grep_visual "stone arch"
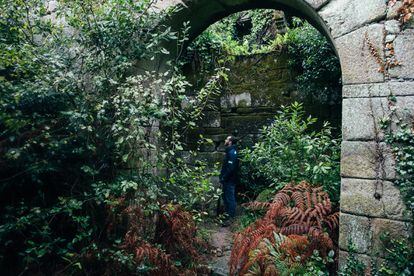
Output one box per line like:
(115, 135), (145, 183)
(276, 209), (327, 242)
(162, 0), (333, 46)
(156, 0), (414, 270)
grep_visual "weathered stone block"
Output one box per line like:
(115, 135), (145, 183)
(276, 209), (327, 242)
(342, 95), (414, 140)
(385, 20), (401, 34)
(47, 1), (58, 13)
(320, 0), (386, 38)
(339, 213), (371, 254)
(341, 178), (411, 221)
(209, 134), (228, 143)
(389, 30), (414, 79)
(371, 218), (413, 257)
(342, 97), (384, 141)
(221, 115), (274, 134)
(341, 141), (395, 179)
(197, 152), (223, 164)
(387, 1), (404, 20)
(220, 93), (252, 109)
(335, 24), (385, 85)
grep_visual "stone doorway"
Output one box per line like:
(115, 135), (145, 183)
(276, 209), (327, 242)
(155, 0), (414, 269)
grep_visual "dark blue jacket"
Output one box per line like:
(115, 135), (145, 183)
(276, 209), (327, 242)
(219, 145), (239, 184)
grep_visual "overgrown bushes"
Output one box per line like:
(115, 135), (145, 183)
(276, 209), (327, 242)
(229, 102), (341, 275)
(241, 102), (341, 203)
(283, 20), (341, 106)
(0, 1), (222, 274)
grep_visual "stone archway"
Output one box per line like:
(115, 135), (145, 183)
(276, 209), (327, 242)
(155, 0), (414, 269)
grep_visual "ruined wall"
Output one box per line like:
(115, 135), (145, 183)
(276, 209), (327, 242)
(183, 50), (340, 164)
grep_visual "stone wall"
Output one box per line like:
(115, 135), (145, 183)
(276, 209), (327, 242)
(333, 5), (414, 270)
(158, 0), (414, 271)
(182, 50), (340, 164)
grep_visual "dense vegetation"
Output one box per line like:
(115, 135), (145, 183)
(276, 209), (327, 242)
(185, 10), (341, 106)
(0, 1), (411, 275)
(241, 103), (341, 202)
(0, 1), (222, 274)
(227, 103), (340, 275)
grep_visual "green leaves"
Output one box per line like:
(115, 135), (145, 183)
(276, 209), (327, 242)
(1, 0), (231, 271)
(0, 0), (189, 273)
(242, 102), (340, 202)
(381, 96), (414, 231)
(282, 20), (341, 106)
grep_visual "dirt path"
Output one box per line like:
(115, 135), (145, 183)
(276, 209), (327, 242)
(208, 226), (234, 275)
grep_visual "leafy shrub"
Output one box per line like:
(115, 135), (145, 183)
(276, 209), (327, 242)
(245, 237), (335, 276)
(188, 9), (281, 57)
(163, 160), (222, 221)
(241, 102), (341, 202)
(187, 14), (341, 107)
(155, 204), (208, 264)
(230, 181), (339, 275)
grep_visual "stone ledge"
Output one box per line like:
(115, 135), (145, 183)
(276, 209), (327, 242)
(341, 178), (411, 221)
(201, 111), (221, 128)
(341, 141), (395, 179)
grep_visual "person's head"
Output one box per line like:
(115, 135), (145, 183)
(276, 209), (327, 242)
(224, 135), (237, 147)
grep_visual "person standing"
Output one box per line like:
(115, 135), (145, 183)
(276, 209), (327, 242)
(219, 135), (239, 223)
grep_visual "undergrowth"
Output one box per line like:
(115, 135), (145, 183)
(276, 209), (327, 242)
(230, 181), (339, 275)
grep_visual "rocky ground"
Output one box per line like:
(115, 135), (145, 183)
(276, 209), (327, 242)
(208, 225), (234, 276)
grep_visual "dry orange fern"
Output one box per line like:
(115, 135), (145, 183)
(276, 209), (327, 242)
(103, 202), (207, 275)
(230, 181), (339, 275)
(155, 204), (207, 264)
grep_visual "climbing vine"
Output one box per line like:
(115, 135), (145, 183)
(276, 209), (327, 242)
(380, 95), (414, 220)
(372, 95), (414, 275)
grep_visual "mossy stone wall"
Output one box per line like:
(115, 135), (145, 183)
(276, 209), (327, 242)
(184, 50), (340, 163)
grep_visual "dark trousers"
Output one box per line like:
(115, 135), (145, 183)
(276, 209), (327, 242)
(222, 182), (236, 218)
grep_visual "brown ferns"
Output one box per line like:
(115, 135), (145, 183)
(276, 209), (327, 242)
(230, 181), (339, 275)
(155, 204), (207, 263)
(111, 203), (207, 275)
